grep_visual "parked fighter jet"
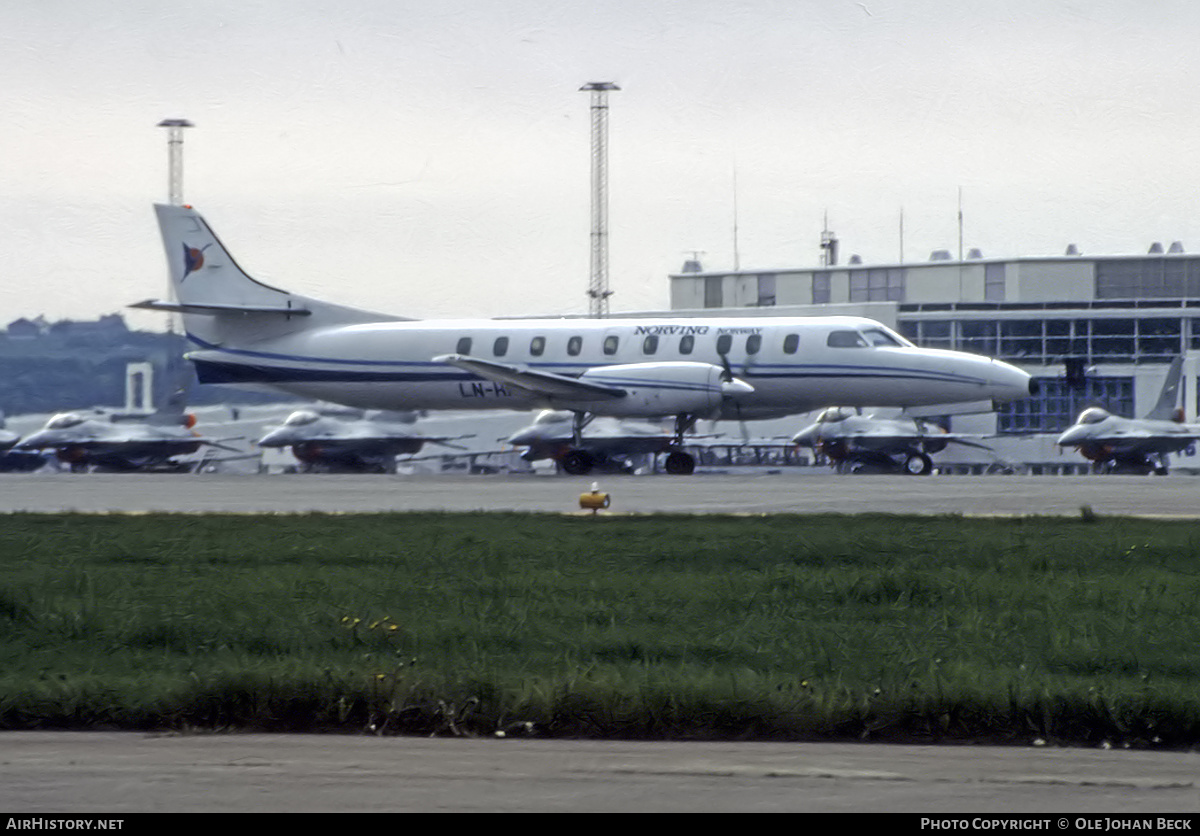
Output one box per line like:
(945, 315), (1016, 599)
(791, 407), (993, 475)
(0, 413), (46, 472)
(1057, 357), (1200, 474)
(15, 407), (240, 472)
(257, 408), (471, 473)
(505, 410), (697, 474)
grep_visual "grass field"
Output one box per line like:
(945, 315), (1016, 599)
(2, 511), (1199, 746)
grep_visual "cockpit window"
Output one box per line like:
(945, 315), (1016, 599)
(827, 330), (869, 348)
(46, 413), (84, 430)
(862, 328), (907, 347)
(1078, 407), (1110, 425)
(284, 410), (320, 426)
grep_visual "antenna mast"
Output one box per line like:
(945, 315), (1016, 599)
(820, 211), (838, 267)
(156, 118), (194, 206)
(580, 82), (619, 318)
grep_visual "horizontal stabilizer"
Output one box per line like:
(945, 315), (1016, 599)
(130, 299), (312, 317)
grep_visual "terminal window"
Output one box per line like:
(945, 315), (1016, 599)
(998, 377), (1133, 433)
(812, 272), (831, 304)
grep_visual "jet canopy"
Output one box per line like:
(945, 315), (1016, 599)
(1077, 407), (1112, 425)
(532, 410), (573, 426)
(817, 407), (855, 423)
(283, 410), (321, 427)
(45, 413), (85, 430)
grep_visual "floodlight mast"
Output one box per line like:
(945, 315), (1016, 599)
(156, 118), (194, 206)
(580, 82), (619, 318)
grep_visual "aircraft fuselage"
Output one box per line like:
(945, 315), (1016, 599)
(187, 316), (1032, 418)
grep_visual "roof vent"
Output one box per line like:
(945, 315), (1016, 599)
(681, 258), (704, 273)
(929, 249), (953, 261)
(848, 254), (862, 264)
(1065, 244), (1080, 256)
(1169, 241), (1185, 254)
(1149, 242), (1164, 254)
(967, 248), (983, 259)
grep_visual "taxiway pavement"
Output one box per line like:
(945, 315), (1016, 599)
(1, 733), (1195, 813)
(2, 471), (1200, 517)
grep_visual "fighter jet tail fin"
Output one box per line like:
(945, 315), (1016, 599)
(1146, 356), (1185, 422)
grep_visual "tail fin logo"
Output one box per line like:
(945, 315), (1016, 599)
(181, 243), (211, 281)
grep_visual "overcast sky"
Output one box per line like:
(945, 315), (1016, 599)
(3, 0), (1199, 329)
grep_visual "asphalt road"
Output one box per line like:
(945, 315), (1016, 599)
(2, 470), (1200, 517)
(0, 733), (1196, 813)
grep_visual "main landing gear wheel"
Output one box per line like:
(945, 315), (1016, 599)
(904, 452), (933, 475)
(664, 450), (696, 475)
(560, 449), (594, 476)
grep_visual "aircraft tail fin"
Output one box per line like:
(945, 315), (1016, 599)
(1146, 357), (1185, 421)
(134, 204), (408, 346)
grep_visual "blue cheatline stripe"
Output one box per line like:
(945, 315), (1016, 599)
(193, 358), (986, 388)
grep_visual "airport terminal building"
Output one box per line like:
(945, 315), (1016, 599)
(668, 243), (1200, 471)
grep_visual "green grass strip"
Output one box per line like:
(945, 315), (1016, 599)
(2, 511), (1199, 746)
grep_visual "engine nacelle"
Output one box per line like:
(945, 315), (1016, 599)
(574, 362), (732, 418)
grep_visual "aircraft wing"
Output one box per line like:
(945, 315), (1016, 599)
(200, 439), (247, 453)
(434, 354), (626, 401)
(875, 431), (995, 451)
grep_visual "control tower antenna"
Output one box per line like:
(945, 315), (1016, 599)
(580, 82), (619, 318)
(820, 210), (838, 267)
(156, 118), (194, 206)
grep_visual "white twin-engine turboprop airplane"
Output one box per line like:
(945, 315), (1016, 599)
(134, 203), (1035, 474)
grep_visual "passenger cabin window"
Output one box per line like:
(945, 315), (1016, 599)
(783, 334), (799, 354)
(530, 336), (546, 356)
(493, 336), (509, 357)
(456, 337), (472, 355)
(603, 335), (620, 356)
(642, 335), (658, 355)
(567, 336), (583, 356)
(827, 330), (869, 348)
(680, 335), (695, 355)
(716, 334), (733, 355)
(746, 334), (762, 355)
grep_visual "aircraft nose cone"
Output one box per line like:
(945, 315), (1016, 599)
(15, 432), (52, 450)
(1056, 425), (1085, 446)
(506, 430), (538, 445)
(791, 426), (818, 446)
(257, 430), (292, 448)
(988, 359), (1033, 403)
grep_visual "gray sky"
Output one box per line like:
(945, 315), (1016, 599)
(3, 0), (1199, 328)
